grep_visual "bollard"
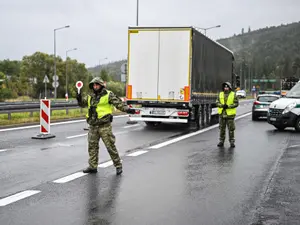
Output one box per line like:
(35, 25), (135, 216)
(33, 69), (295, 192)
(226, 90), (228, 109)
(32, 99), (56, 139)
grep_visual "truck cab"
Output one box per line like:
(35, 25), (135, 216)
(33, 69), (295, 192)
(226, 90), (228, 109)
(267, 80), (300, 131)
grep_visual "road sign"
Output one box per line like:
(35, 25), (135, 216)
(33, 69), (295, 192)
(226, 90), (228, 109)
(121, 74), (126, 82)
(120, 63), (127, 74)
(52, 81), (59, 88)
(53, 75), (59, 81)
(76, 81), (83, 94)
(43, 75), (49, 83)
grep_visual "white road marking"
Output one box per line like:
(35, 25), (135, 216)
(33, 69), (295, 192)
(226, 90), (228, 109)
(0, 115), (128, 132)
(149, 112), (252, 149)
(287, 145), (300, 149)
(65, 127), (143, 139)
(66, 133), (88, 139)
(127, 150), (148, 156)
(0, 190), (41, 207)
(123, 124), (140, 129)
(0, 149), (10, 153)
(53, 172), (87, 183)
(98, 161), (114, 168)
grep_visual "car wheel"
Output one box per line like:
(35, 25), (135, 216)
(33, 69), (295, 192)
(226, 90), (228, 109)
(274, 125), (286, 131)
(252, 113), (258, 121)
(294, 117), (300, 132)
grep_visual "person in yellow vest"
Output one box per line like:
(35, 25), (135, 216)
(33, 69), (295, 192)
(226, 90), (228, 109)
(76, 77), (135, 175)
(216, 82), (239, 148)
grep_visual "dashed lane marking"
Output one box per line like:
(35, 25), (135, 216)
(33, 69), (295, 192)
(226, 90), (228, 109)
(66, 127), (143, 139)
(127, 150), (148, 156)
(66, 134), (87, 139)
(0, 149), (10, 153)
(123, 124), (141, 129)
(149, 112), (252, 149)
(0, 190), (41, 207)
(53, 172), (87, 183)
(98, 161), (114, 168)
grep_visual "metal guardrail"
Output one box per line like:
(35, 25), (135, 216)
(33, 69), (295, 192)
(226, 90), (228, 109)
(0, 102), (82, 120)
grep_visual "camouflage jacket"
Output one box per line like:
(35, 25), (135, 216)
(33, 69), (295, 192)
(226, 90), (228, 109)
(216, 91), (239, 118)
(77, 88), (129, 126)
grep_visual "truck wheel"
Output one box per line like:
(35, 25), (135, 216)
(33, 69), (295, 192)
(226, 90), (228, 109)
(294, 117), (300, 132)
(145, 122), (161, 128)
(210, 115), (219, 125)
(274, 125), (285, 131)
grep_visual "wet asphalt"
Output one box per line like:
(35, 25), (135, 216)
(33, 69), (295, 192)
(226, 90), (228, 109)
(2, 99), (297, 224)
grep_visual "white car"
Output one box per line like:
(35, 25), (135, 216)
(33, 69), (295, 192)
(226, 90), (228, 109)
(267, 81), (300, 131)
(236, 90), (246, 98)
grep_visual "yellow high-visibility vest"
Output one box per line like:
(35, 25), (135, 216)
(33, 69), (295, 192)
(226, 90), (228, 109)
(218, 91), (236, 115)
(86, 91), (114, 119)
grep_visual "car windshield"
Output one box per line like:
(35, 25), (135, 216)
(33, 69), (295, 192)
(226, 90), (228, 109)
(286, 82), (300, 98)
(257, 96), (279, 102)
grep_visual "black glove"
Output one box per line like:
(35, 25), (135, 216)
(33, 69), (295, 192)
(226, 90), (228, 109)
(76, 92), (82, 102)
(126, 108), (136, 114)
(223, 104), (228, 109)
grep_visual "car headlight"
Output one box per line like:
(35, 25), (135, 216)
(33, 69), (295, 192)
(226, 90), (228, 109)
(282, 102), (297, 114)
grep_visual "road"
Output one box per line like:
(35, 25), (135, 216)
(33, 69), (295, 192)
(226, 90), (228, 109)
(2, 99), (297, 224)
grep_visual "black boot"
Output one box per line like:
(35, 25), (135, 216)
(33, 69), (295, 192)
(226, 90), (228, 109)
(83, 167), (98, 173)
(116, 167), (123, 175)
(217, 142), (224, 147)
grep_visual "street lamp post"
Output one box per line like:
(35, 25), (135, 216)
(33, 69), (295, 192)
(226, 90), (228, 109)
(54, 25), (70, 99)
(195, 25), (221, 35)
(65, 48), (77, 100)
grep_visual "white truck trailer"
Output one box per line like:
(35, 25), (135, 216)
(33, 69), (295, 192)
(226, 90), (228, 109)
(125, 26), (237, 128)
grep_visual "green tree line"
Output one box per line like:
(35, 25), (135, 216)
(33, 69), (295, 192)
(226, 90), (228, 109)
(0, 52), (125, 101)
(217, 21), (300, 89)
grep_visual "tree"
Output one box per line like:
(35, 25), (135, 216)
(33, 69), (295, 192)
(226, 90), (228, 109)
(100, 69), (111, 82)
(0, 72), (13, 101)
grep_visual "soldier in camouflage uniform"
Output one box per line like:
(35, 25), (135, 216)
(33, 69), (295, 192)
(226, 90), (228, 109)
(216, 82), (239, 148)
(76, 77), (135, 175)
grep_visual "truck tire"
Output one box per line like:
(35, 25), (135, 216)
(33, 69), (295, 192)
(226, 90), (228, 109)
(210, 115), (219, 125)
(205, 104), (211, 127)
(294, 117), (300, 132)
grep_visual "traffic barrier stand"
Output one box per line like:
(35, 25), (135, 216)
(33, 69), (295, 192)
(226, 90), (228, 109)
(126, 115), (137, 124)
(32, 99), (56, 139)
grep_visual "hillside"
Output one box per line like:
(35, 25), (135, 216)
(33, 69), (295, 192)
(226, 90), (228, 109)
(91, 21), (300, 89)
(218, 21), (300, 89)
(88, 59), (127, 82)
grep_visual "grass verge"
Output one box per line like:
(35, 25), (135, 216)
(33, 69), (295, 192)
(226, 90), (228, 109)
(0, 108), (125, 127)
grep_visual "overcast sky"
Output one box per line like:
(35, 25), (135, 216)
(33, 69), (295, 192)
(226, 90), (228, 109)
(0, 0), (299, 68)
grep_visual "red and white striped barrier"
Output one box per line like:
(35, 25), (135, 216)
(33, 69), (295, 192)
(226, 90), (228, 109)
(40, 99), (51, 134)
(32, 99), (55, 139)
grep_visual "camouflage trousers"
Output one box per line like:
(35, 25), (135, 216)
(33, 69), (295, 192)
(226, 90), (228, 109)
(219, 117), (235, 143)
(87, 124), (122, 169)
